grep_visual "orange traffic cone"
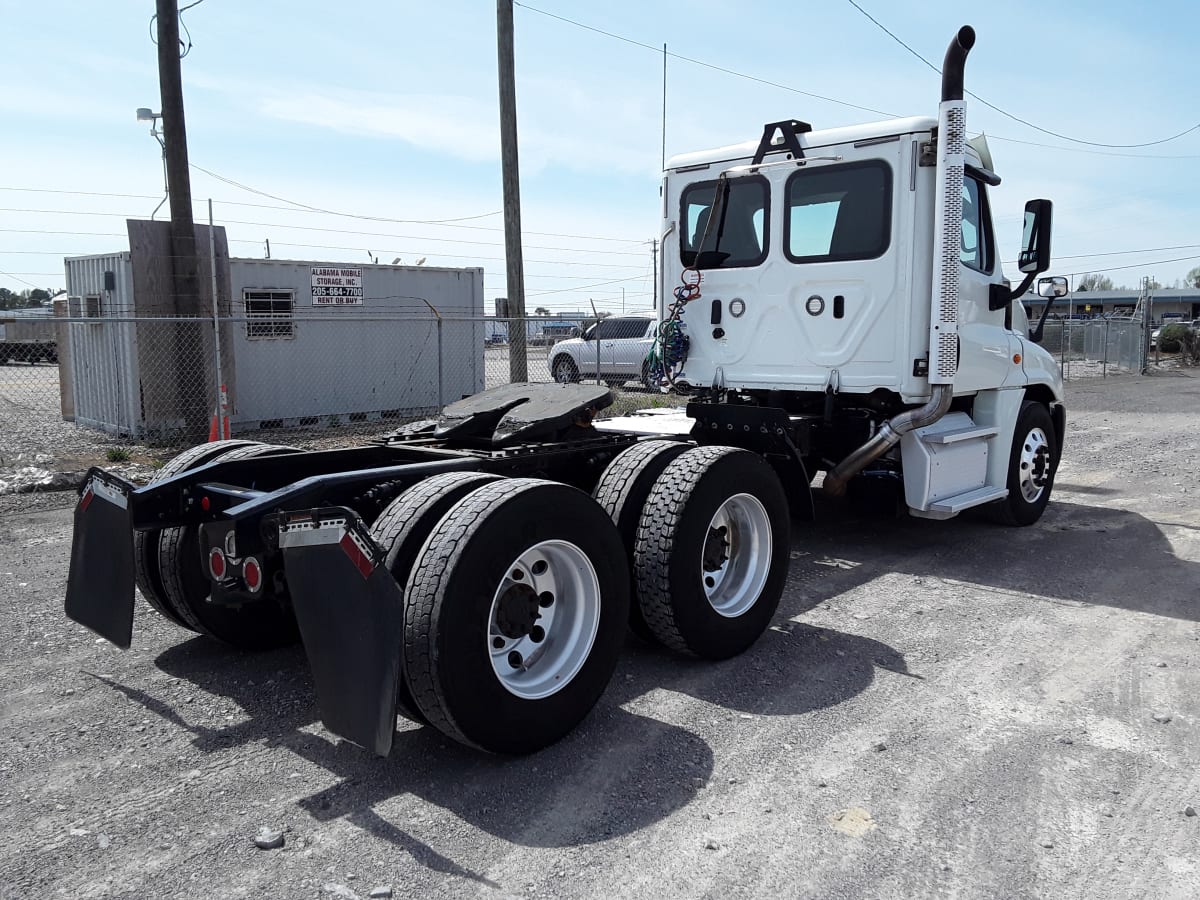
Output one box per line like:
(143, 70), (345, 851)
(208, 384), (231, 441)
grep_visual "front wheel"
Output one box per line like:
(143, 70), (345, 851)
(552, 355), (579, 384)
(403, 479), (629, 753)
(991, 401), (1058, 526)
(635, 446), (790, 659)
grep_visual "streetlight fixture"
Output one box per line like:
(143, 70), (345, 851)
(136, 107), (168, 220)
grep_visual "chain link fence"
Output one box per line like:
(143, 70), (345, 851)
(1039, 318), (1149, 379)
(1, 313), (672, 467)
(5, 307), (1192, 476)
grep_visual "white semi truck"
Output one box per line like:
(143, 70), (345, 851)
(65, 26), (1063, 757)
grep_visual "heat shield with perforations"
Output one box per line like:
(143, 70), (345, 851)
(928, 99), (967, 385)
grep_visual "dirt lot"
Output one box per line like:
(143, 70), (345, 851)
(2, 373), (1199, 899)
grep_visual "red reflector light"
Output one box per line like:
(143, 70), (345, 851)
(208, 547), (226, 580)
(243, 557), (262, 592)
(201, 496), (211, 511)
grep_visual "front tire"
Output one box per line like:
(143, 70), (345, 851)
(991, 401), (1058, 526)
(635, 446), (790, 659)
(404, 479), (629, 753)
(552, 355), (579, 384)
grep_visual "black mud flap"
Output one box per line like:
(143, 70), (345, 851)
(277, 508), (404, 757)
(65, 468), (137, 649)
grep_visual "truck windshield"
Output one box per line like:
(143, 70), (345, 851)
(680, 176), (769, 269)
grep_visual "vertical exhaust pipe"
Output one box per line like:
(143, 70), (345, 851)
(824, 27), (974, 499)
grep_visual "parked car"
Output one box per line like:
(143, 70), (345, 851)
(549, 313), (657, 388)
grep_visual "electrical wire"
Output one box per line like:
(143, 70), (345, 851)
(989, 135), (1200, 161)
(189, 165), (503, 225)
(0, 186), (647, 245)
(0, 209), (649, 258)
(843, 0), (1200, 149)
(0, 268), (42, 289)
(512, 1), (895, 118)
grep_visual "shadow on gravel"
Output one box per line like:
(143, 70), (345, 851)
(612, 625), (915, 717)
(788, 496), (1200, 623)
(84, 634), (719, 882)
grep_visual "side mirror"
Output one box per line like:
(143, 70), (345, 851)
(1037, 276), (1068, 299)
(1018, 199), (1053, 274)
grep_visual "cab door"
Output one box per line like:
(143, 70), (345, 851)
(954, 174), (1022, 392)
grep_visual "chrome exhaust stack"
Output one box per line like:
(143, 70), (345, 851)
(824, 27), (973, 499)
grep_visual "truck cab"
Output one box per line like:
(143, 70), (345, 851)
(661, 118), (1056, 404)
(651, 31), (1064, 525)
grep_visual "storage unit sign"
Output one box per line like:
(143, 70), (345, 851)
(311, 266), (363, 305)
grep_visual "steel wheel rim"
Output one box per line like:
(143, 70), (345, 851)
(488, 539), (601, 700)
(1019, 426), (1052, 503)
(701, 493), (772, 617)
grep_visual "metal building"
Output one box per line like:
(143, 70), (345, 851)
(62, 221), (484, 437)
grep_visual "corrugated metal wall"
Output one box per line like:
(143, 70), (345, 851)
(63, 254), (142, 435)
(227, 260), (484, 427)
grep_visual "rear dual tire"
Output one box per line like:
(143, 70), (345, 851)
(139, 441), (303, 649)
(400, 479), (629, 754)
(134, 440), (261, 629)
(634, 446), (790, 659)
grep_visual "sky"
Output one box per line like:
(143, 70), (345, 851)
(2, 0), (1198, 312)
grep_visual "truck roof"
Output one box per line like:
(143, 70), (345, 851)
(666, 116), (940, 170)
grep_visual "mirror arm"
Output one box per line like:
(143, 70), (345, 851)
(1009, 271), (1037, 302)
(1028, 289), (1055, 344)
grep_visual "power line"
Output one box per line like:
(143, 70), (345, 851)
(189, 164), (502, 225)
(513, 1), (895, 118)
(1060, 253), (1200, 278)
(0, 208), (649, 257)
(0, 185), (648, 245)
(843, 0), (1200, 149)
(0, 268), (42, 289)
(989, 135), (1200, 160)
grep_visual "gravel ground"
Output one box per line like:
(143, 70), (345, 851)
(2, 373), (1200, 899)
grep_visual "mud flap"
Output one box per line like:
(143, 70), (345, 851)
(65, 469), (136, 649)
(277, 508), (404, 757)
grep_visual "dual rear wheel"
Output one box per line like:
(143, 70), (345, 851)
(370, 441), (790, 754)
(135, 440), (302, 650)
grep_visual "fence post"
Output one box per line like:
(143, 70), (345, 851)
(208, 200), (224, 435)
(436, 317), (444, 409)
(1102, 318), (1108, 378)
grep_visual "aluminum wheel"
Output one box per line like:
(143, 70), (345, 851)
(1018, 426), (1052, 503)
(700, 493), (772, 618)
(488, 539), (601, 700)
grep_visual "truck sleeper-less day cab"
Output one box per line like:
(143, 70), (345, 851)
(65, 27), (1063, 757)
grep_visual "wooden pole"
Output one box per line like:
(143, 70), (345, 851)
(156, 0), (208, 439)
(497, 0), (528, 382)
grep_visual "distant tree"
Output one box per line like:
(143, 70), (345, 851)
(534, 306), (551, 316)
(1186, 266), (1200, 289)
(1076, 274), (1114, 292)
(0, 288), (16, 310)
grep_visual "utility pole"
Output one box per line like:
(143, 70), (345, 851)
(497, 0), (528, 382)
(156, 0), (208, 440)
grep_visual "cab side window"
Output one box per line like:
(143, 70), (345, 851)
(961, 176), (995, 274)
